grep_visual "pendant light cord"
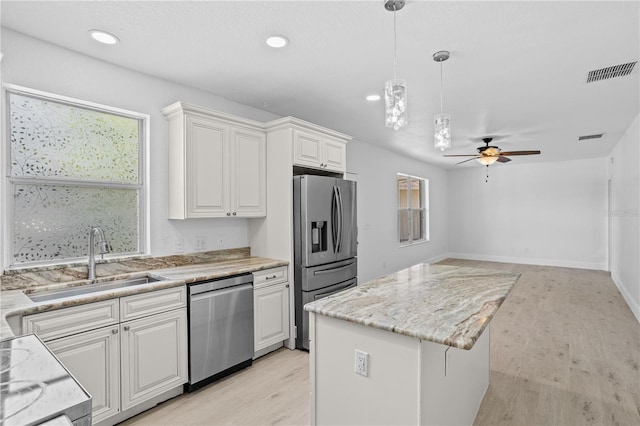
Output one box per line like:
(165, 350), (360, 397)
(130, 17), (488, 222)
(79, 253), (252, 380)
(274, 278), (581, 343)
(393, 6), (397, 80)
(440, 61), (444, 114)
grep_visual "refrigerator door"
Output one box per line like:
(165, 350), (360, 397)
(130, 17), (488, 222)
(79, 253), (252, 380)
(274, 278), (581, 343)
(335, 179), (357, 261)
(294, 175), (338, 267)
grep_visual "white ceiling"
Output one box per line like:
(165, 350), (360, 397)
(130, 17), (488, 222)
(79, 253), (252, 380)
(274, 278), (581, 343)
(2, 1), (639, 169)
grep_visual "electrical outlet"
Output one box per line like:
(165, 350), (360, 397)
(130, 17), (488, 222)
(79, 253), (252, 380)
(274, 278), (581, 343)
(174, 238), (184, 253)
(355, 350), (368, 377)
(219, 238), (224, 248)
(195, 236), (207, 251)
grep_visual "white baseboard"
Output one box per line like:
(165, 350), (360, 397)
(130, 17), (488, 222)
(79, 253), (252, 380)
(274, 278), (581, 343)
(424, 253), (449, 264)
(611, 271), (640, 324)
(443, 252), (607, 271)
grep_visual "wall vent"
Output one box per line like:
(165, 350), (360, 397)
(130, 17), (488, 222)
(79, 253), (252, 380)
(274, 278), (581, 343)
(578, 133), (604, 141)
(587, 61), (637, 83)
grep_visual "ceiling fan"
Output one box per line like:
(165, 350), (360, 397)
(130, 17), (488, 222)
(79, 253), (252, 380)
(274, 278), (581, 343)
(444, 137), (541, 166)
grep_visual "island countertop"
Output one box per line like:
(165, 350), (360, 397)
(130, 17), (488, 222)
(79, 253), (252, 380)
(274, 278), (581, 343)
(304, 263), (520, 350)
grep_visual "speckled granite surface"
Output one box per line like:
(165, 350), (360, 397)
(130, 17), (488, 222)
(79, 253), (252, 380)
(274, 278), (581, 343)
(1, 248), (287, 339)
(305, 263), (520, 350)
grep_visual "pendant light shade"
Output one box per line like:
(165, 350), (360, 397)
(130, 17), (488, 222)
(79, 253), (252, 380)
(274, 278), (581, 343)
(477, 156), (499, 166)
(384, 0), (407, 131)
(433, 50), (451, 150)
(385, 79), (407, 130)
(434, 113), (451, 150)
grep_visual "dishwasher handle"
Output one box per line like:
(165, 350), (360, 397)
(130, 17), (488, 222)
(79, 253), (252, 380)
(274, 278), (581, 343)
(190, 282), (253, 302)
(189, 274), (253, 296)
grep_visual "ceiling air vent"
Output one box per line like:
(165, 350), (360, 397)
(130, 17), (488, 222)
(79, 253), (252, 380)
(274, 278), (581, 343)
(586, 61), (637, 83)
(578, 133), (604, 141)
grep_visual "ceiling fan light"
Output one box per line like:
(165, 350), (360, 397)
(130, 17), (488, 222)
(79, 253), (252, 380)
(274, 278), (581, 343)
(477, 156), (499, 166)
(434, 113), (451, 151)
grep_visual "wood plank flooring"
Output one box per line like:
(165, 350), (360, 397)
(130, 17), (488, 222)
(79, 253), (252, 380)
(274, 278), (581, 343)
(121, 260), (640, 426)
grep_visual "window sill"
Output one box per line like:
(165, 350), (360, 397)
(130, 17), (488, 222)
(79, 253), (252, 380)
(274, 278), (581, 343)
(398, 239), (429, 248)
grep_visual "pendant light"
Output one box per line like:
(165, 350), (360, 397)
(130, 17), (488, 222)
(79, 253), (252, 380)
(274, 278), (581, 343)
(433, 50), (451, 151)
(384, 0), (407, 131)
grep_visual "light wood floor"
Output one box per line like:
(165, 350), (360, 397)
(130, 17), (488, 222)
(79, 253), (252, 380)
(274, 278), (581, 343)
(122, 260), (640, 426)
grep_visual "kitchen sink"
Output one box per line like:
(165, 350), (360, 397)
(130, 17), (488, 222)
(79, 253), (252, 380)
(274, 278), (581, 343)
(27, 276), (163, 303)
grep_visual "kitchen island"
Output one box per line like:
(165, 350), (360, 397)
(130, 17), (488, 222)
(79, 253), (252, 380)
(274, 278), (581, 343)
(305, 263), (520, 426)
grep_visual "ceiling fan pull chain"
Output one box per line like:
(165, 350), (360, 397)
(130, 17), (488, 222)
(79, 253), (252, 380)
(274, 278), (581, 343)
(486, 165), (489, 183)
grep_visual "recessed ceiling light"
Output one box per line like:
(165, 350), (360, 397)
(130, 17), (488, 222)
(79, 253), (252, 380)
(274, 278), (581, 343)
(366, 94), (381, 101)
(266, 35), (289, 48)
(89, 30), (119, 45)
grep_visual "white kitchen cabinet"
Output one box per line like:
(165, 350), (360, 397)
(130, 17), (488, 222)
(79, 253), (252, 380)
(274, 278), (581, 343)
(46, 325), (120, 423)
(23, 287), (188, 425)
(120, 309), (187, 411)
(162, 102), (266, 219)
(293, 129), (347, 173)
(253, 267), (290, 353)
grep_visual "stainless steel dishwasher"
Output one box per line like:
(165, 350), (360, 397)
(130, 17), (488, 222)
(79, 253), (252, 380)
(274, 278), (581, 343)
(186, 273), (253, 391)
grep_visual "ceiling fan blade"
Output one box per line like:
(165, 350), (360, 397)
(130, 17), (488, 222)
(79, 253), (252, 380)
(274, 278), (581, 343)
(499, 150), (541, 156)
(443, 154), (479, 157)
(497, 156), (511, 163)
(455, 157), (480, 165)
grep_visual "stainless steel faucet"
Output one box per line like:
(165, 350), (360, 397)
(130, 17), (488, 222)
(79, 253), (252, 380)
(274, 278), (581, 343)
(88, 226), (110, 280)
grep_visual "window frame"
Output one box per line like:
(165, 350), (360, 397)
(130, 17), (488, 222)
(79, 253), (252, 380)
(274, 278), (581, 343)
(397, 173), (430, 246)
(2, 84), (150, 271)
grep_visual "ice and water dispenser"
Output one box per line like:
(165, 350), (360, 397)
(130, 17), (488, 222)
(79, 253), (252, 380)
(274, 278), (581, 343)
(311, 221), (327, 253)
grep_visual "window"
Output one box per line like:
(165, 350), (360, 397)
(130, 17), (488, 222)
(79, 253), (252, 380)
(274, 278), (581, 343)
(397, 173), (429, 244)
(5, 86), (149, 268)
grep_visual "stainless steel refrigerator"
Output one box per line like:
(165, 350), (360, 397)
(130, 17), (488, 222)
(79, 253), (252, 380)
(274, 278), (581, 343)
(293, 175), (357, 350)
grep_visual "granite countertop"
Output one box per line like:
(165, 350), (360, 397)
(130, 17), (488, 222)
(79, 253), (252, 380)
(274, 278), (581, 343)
(1, 248), (288, 339)
(305, 263), (520, 350)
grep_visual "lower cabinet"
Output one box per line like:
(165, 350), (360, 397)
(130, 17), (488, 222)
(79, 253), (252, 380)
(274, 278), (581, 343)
(253, 266), (290, 354)
(23, 286), (187, 425)
(120, 309), (188, 411)
(47, 325), (120, 424)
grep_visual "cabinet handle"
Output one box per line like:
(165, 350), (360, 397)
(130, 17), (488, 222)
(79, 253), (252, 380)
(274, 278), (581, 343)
(226, 212), (231, 216)
(285, 284), (290, 288)
(265, 275), (277, 280)
(233, 212), (237, 216)
(123, 325), (130, 332)
(112, 329), (118, 335)
(320, 163), (325, 167)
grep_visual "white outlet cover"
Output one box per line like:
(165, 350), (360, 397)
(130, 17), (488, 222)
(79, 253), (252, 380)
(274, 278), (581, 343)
(355, 350), (368, 377)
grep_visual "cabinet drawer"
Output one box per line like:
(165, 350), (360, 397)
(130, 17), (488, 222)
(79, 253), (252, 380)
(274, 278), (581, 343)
(23, 299), (119, 342)
(120, 286), (186, 321)
(253, 266), (288, 289)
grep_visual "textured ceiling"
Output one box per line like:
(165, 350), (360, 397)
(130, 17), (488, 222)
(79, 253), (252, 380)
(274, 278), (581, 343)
(2, 1), (639, 168)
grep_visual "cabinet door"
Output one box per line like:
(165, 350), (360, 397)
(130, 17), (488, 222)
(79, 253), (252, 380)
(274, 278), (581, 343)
(323, 137), (346, 172)
(185, 115), (230, 217)
(47, 326), (120, 423)
(293, 129), (323, 168)
(254, 282), (290, 351)
(120, 309), (188, 411)
(231, 127), (266, 217)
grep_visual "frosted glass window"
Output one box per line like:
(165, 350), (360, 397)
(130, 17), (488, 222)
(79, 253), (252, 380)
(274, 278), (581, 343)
(6, 88), (147, 267)
(397, 174), (429, 245)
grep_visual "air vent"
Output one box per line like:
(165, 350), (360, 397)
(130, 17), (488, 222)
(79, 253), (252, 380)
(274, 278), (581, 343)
(587, 61), (637, 83)
(578, 133), (604, 141)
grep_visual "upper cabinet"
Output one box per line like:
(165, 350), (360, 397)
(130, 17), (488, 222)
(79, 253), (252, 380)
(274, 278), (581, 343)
(162, 102), (266, 219)
(293, 129), (347, 173)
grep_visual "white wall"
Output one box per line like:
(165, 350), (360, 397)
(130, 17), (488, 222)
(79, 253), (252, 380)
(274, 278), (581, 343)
(1, 28), (280, 267)
(347, 139), (448, 283)
(608, 115), (639, 322)
(447, 157), (608, 270)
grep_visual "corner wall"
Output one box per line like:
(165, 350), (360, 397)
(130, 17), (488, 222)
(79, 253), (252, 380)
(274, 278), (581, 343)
(447, 157), (608, 270)
(608, 114), (639, 322)
(346, 140), (448, 283)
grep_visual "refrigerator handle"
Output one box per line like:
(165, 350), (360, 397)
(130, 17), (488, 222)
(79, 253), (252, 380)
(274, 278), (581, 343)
(331, 186), (338, 253)
(336, 185), (344, 252)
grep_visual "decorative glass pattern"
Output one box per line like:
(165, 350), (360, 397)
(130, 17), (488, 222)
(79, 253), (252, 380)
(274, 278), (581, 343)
(10, 93), (139, 182)
(13, 185), (138, 263)
(7, 89), (145, 266)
